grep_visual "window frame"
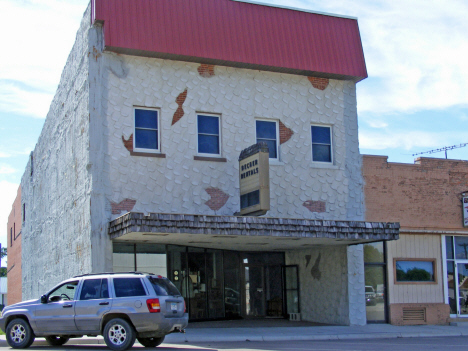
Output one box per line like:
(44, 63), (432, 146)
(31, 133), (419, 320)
(133, 107), (161, 154)
(311, 124), (333, 164)
(255, 118), (279, 161)
(393, 258), (437, 285)
(196, 113), (222, 157)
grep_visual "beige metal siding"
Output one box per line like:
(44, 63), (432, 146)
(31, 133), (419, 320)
(387, 234), (444, 304)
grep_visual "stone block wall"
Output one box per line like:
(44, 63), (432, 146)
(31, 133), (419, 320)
(6, 186), (22, 305)
(20, 5), (93, 299)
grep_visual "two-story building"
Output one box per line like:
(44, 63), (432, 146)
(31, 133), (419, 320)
(15, 0), (398, 325)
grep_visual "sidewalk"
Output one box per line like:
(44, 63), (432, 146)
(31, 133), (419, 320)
(2, 322), (468, 346)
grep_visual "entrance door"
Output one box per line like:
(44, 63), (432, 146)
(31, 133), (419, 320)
(456, 262), (468, 316)
(244, 265), (265, 317)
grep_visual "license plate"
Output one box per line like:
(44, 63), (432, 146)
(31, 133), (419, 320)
(171, 303), (177, 311)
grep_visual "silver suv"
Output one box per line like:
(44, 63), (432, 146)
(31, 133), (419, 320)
(0, 272), (188, 350)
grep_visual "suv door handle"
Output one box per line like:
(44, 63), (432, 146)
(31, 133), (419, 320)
(99, 302), (109, 305)
(63, 304), (73, 308)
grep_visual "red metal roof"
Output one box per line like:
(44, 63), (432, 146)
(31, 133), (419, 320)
(92, 0), (367, 81)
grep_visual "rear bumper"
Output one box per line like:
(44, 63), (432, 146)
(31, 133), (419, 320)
(129, 313), (188, 337)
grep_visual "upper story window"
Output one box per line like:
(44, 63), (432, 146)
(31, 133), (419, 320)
(311, 125), (332, 163)
(197, 114), (221, 156)
(134, 108), (160, 152)
(256, 120), (278, 159)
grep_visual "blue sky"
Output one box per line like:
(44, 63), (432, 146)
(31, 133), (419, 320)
(1, 0), (467, 261)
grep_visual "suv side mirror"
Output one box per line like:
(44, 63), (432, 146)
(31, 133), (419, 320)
(41, 295), (47, 304)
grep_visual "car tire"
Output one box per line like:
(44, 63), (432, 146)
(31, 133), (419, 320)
(103, 318), (136, 351)
(6, 318), (35, 349)
(45, 336), (70, 346)
(137, 336), (165, 347)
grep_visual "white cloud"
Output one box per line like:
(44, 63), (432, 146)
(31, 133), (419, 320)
(0, 0), (89, 118)
(269, 0), (468, 114)
(0, 152), (11, 158)
(0, 164), (17, 174)
(0, 83), (53, 118)
(359, 130), (468, 151)
(0, 180), (19, 263)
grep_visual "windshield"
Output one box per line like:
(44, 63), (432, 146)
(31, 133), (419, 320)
(365, 287), (374, 293)
(149, 277), (181, 296)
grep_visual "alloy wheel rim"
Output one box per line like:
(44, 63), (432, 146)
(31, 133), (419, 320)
(10, 324), (26, 344)
(108, 324), (127, 345)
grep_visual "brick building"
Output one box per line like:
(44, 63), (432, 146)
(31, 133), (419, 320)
(10, 0), (400, 326)
(6, 186), (22, 306)
(362, 155), (468, 325)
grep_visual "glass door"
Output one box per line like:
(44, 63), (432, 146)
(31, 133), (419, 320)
(456, 262), (468, 316)
(283, 265), (299, 315)
(244, 265), (265, 317)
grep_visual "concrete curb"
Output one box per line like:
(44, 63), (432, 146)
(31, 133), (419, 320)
(2, 326), (468, 346)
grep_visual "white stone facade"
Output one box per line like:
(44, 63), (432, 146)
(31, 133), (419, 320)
(95, 54), (364, 221)
(21, 6), (93, 300)
(20, 6), (367, 324)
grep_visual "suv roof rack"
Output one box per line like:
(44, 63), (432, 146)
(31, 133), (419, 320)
(73, 271), (155, 278)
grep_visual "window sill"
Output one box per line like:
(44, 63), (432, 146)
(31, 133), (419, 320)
(194, 156), (227, 162)
(310, 162), (338, 169)
(269, 160), (284, 166)
(130, 151), (166, 158)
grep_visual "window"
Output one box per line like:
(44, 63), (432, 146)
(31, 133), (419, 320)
(114, 277), (147, 297)
(256, 120), (278, 159)
(149, 277), (181, 296)
(134, 108), (160, 152)
(80, 279), (109, 300)
(394, 259), (436, 283)
(48, 281), (79, 302)
(197, 114), (220, 155)
(311, 125), (332, 163)
(10, 228), (12, 247)
(22, 203), (25, 223)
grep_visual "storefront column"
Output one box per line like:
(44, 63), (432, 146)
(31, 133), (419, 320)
(347, 244), (366, 326)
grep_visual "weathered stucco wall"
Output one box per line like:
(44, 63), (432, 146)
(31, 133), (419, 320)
(21, 5), (93, 299)
(285, 245), (365, 325)
(96, 54), (365, 223)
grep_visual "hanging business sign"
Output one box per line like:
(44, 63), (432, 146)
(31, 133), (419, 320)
(463, 196), (468, 227)
(239, 143), (270, 216)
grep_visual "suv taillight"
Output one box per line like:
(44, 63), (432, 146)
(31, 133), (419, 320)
(146, 298), (160, 313)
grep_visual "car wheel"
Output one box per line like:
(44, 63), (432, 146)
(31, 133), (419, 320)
(137, 336), (165, 347)
(103, 318), (136, 351)
(6, 318), (35, 349)
(45, 336), (70, 346)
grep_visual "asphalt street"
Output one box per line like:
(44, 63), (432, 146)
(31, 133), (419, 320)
(1, 337), (467, 351)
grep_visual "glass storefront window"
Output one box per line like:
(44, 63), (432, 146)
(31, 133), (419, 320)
(207, 250), (225, 319)
(363, 242), (387, 323)
(364, 242), (385, 263)
(224, 251), (241, 318)
(455, 237), (468, 260)
(136, 243), (166, 275)
(446, 236), (454, 259)
(395, 260), (435, 282)
(446, 260), (456, 314)
(113, 242), (135, 272)
(116, 243), (288, 321)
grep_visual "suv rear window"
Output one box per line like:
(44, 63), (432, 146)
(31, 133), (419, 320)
(114, 278), (147, 297)
(149, 277), (181, 296)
